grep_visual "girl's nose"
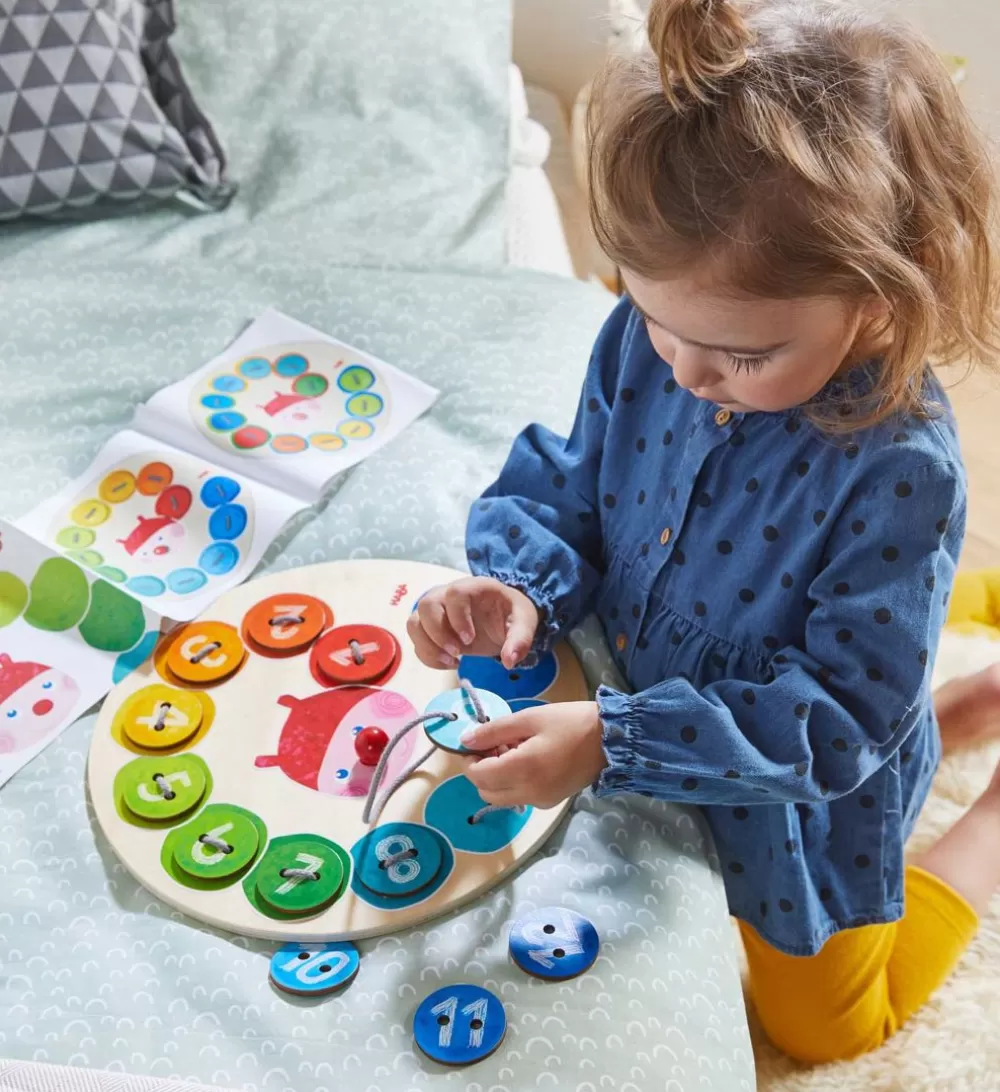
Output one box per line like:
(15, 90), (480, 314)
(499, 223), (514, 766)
(670, 345), (722, 392)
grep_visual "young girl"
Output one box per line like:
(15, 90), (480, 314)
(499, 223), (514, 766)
(407, 0), (1000, 1064)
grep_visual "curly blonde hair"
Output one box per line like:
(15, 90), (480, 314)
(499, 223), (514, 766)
(588, 0), (1000, 429)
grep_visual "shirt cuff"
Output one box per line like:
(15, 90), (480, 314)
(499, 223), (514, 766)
(594, 685), (639, 795)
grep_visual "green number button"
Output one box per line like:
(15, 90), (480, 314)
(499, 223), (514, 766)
(171, 804), (261, 880)
(254, 838), (345, 916)
(118, 754), (208, 823)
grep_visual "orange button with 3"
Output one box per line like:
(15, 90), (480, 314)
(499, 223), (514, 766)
(164, 622), (246, 685)
(242, 593), (332, 654)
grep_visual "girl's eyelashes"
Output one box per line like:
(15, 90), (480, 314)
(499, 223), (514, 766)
(632, 297), (772, 373)
(726, 353), (770, 374)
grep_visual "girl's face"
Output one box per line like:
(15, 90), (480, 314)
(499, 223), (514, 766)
(622, 269), (875, 413)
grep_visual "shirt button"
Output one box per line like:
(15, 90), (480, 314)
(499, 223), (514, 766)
(615, 633), (627, 652)
(660, 527), (672, 546)
(715, 408), (733, 427)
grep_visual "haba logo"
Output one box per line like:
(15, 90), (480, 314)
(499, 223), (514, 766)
(390, 584), (408, 607)
(117, 484), (193, 563)
(0, 653), (81, 755)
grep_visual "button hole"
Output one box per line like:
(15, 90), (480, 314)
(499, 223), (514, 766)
(469, 1018), (484, 1030)
(553, 948), (566, 959)
(437, 1015), (450, 1026)
(543, 924), (555, 934)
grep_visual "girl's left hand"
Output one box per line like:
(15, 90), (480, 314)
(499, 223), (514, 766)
(462, 701), (608, 809)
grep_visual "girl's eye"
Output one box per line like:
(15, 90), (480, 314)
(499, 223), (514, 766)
(5, 709), (16, 719)
(726, 353), (770, 375)
(42, 681), (53, 690)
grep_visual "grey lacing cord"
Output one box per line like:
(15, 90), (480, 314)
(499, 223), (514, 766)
(469, 803), (525, 824)
(361, 715), (445, 825)
(152, 773), (175, 800)
(361, 678), (492, 826)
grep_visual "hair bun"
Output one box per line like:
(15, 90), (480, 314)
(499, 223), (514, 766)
(648, 0), (753, 109)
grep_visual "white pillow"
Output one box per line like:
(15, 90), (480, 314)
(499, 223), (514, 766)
(509, 64), (552, 169)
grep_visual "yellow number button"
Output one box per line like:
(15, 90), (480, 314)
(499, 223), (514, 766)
(119, 684), (203, 750)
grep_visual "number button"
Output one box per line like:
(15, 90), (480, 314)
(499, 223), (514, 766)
(170, 804), (262, 881)
(118, 684), (203, 750)
(310, 623), (399, 685)
(457, 652), (558, 701)
(163, 621), (246, 685)
(508, 906), (600, 980)
(269, 942), (360, 997)
(423, 688), (511, 755)
(353, 822), (443, 898)
(241, 593), (332, 654)
(413, 984), (506, 1065)
(118, 754), (209, 823)
(253, 838), (345, 916)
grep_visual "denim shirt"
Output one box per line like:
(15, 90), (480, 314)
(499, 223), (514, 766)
(466, 297), (965, 956)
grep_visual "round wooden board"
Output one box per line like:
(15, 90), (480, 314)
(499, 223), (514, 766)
(87, 560), (589, 941)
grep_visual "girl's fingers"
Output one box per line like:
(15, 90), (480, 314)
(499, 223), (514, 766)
(416, 595), (463, 661)
(464, 741), (535, 792)
(471, 785), (527, 808)
(442, 585), (476, 647)
(460, 712), (534, 753)
(406, 612), (458, 669)
(500, 592), (542, 669)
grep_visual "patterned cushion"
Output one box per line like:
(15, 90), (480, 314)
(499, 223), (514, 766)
(0, 0), (233, 220)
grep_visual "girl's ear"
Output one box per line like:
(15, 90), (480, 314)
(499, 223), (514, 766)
(862, 296), (891, 323)
(853, 296), (894, 360)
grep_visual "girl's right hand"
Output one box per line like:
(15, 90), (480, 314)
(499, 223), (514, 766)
(406, 576), (542, 670)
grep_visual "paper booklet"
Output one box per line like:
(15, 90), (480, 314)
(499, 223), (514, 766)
(1, 308), (438, 787)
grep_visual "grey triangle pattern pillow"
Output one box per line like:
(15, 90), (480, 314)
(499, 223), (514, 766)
(0, 0), (234, 220)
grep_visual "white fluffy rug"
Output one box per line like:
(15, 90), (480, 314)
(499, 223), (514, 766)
(752, 630), (1000, 1092)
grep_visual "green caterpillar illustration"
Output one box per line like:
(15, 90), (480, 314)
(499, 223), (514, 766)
(0, 556), (159, 681)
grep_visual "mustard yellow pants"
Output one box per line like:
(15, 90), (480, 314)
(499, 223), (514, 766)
(740, 866), (979, 1064)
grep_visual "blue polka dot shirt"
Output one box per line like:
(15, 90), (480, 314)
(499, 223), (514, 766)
(466, 298), (965, 956)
